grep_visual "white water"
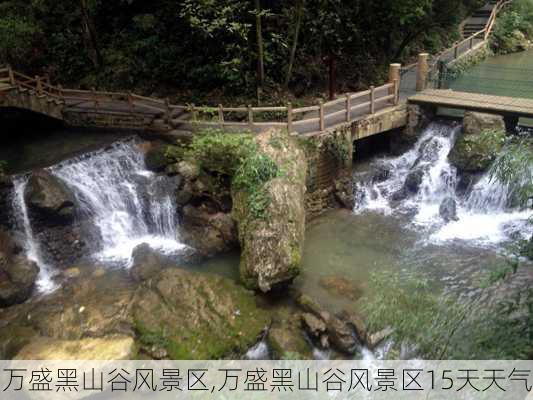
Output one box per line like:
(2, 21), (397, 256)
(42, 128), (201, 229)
(354, 122), (531, 246)
(50, 140), (186, 266)
(11, 177), (57, 292)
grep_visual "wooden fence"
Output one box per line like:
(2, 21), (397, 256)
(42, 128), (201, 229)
(0, 65), (399, 135)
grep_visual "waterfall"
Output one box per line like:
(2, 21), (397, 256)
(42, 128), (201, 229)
(49, 140), (186, 266)
(11, 177), (57, 292)
(354, 122), (531, 246)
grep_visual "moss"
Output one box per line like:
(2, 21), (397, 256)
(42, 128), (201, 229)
(449, 129), (506, 172)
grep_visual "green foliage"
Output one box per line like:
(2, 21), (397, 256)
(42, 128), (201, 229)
(323, 133), (350, 164)
(233, 152), (281, 219)
(490, 138), (533, 209)
(362, 271), (533, 359)
(0, 0), (484, 98)
(181, 129), (256, 176)
(492, 0), (533, 54)
(178, 129), (282, 219)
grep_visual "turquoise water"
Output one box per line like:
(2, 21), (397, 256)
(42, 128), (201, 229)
(448, 49), (533, 125)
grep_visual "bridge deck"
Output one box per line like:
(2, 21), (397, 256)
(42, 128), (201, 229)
(409, 89), (533, 118)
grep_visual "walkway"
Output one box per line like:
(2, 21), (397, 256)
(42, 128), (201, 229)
(409, 89), (533, 118)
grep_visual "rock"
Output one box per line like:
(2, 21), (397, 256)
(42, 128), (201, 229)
(144, 145), (173, 172)
(449, 129), (506, 173)
(334, 176), (354, 209)
(463, 112), (505, 136)
(24, 170), (76, 226)
(301, 313), (327, 339)
(369, 327), (395, 349)
(391, 187), (408, 202)
(318, 276), (362, 301)
(268, 306), (312, 359)
(177, 161), (200, 181)
(180, 205), (238, 258)
(130, 243), (163, 282)
(15, 336), (135, 360)
(63, 267), (81, 279)
(234, 130), (307, 292)
(372, 165), (391, 183)
(338, 310), (368, 345)
(404, 167), (425, 194)
(0, 232), (39, 306)
(327, 316), (358, 355)
(133, 268), (270, 359)
(0, 256), (39, 306)
(439, 197), (459, 223)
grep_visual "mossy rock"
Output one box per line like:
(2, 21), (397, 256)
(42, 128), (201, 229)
(449, 129), (506, 173)
(267, 306), (313, 360)
(145, 145), (174, 172)
(133, 268), (270, 359)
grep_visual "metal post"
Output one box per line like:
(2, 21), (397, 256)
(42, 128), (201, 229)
(437, 61), (446, 89)
(454, 45), (459, 60)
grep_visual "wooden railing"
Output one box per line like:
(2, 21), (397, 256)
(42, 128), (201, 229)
(0, 64), (400, 135)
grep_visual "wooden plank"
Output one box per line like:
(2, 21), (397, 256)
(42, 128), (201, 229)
(324, 108), (348, 120)
(293, 117), (320, 126)
(293, 105), (319, 114)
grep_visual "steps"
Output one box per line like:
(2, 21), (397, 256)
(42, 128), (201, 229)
(462, 1), (499, 38)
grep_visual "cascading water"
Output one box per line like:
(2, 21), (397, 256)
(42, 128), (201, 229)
(354, 122), (531, 246)
(11, 177), (57, 292)
(49, 139), (186, 266)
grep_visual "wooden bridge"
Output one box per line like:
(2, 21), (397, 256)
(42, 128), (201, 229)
(0, 65), (400, 137)
(409, 89), (533, 119)
(0, 0), (516, 139)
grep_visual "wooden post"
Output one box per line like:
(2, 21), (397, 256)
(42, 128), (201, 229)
(218, 104), (224, 128)
(345, 94), (351, 122)
(416, 53), (429, 92)
(393, 79), (399, 105)
(91, 87), (98, 108)
(247, 105), (254, 130)
(164, 98), (170, 124)
(319, 100), (325, 131)
(287, 102), (293, 133)
(370, 86), (375, 114)
(7, 65), (15, 85)
(389, 63), (401, 105)
(58, 84), (64, 102)
(35, 76), (43, 95)
(191, 104), (197, 122)
(127, 92), (133, 114)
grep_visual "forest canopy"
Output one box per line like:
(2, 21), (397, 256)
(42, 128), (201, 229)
(0, 0), (484, 102)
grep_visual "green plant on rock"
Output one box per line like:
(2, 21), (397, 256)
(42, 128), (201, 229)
(233, 151), (281, 219)
(181, 129), (256, 176)
(323, 132), (350, 164)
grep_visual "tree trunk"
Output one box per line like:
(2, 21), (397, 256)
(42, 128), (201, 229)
(80, 0), (102, 69)
(285, 0), (304, 88)
(255, 0), (265, 99)
(328, 54), (336, 100)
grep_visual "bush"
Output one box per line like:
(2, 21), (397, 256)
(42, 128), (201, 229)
(492, 0), (533, 53)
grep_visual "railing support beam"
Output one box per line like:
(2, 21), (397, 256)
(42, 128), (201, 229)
(416, 53), (429, 92)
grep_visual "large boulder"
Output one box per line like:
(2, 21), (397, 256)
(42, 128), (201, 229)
(179, 205), (238, 258)
(0, 230), (39, 307)
(24, 170), (75, 226)
(234, 130), (307, 292)
(404, 167), (426, 194)
(130, 243), (164, 282)
(449, 129), (506, 173)
(268, 306), (313, 359)
(463, 112), (505, 136)
(439, 197), (459, 223)
(15, 336), (135, 360)
(133, 268), (270, 359)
